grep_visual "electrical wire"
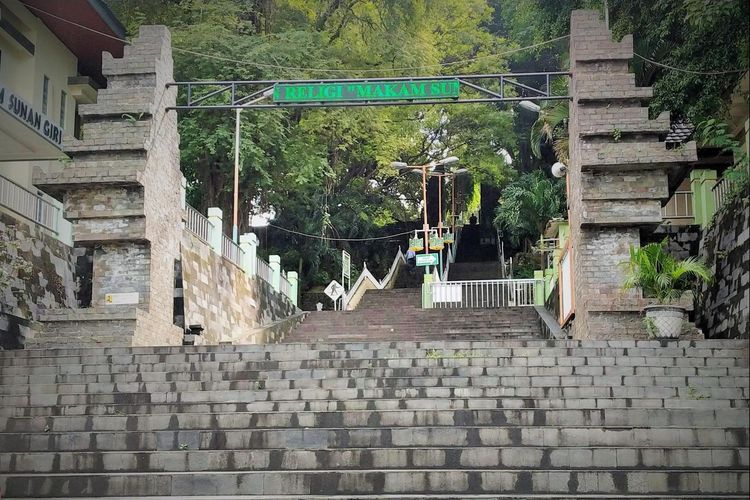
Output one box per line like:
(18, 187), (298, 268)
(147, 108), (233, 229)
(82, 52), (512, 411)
(22, 3), (568, 75)
(26, 6), (747, 79)
(267, 224), (413, 242)
(633, 53), (748, 75)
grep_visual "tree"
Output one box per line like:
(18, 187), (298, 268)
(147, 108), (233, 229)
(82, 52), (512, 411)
(493, 170), (566, 247)
(498, 0), (749, 123)
(529, 101), (569, 164)
(106, 0), (519, 287)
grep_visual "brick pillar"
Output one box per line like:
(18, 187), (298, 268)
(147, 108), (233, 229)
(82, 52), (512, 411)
(32, 26), (184, 347)
(567, 11), (697, 339)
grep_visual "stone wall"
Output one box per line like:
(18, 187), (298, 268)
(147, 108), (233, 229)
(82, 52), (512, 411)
(0, 212), (76, 347)
(567, 10), (697, 339)
(695, 194), (749, 339)
(180, 231), (297, 345)
(643, 225), (702, 261)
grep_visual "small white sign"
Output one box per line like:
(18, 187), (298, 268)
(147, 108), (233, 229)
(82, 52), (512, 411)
(104, 292), (139, 305)
(342, 250), (351, 280)
(324, 280), (344, 301)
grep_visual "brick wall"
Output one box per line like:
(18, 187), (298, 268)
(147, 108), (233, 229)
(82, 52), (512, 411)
(695, 195), (749, 339)
(567, 10), (697, 339)
(180, 231), (297, 345)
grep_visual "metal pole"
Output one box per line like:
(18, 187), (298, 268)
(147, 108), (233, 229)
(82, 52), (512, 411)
(451, 174), (456, 233)
(438, 174), (443, 237)
(232, 108), (241, 243)
(421, 165), (430, 255)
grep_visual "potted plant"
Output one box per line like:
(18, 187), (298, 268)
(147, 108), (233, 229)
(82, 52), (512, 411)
(623, 239), (712, 338)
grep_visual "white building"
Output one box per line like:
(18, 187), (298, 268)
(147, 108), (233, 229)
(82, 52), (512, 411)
(0, 0), (125, 243)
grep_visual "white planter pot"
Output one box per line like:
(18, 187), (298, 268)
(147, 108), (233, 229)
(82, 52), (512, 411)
(644, 305), (686, 339)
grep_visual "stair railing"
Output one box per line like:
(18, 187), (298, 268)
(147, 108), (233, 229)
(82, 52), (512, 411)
(341, 248), (406, 310)
(430, 278), (542, 308)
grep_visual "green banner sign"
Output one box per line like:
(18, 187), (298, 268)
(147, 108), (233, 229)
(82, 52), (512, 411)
(416, 253), (440, 267)
(273, 79), (460, 103)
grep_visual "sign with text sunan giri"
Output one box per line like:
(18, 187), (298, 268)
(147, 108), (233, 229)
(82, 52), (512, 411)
(273, 79), (460, 103)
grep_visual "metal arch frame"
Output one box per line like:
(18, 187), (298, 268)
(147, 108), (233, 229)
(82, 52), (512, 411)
(166, 71), (571, 110)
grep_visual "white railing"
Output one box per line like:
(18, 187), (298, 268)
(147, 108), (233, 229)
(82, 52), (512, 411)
(0, 175), (59, 232)
(431, 279), (541, 308)
(713, 175), (737, 211)
(185, 204), (210, 242)
(256, 256), (272, 284)
(662, 190), (693, 220)
(280, 270), (292, 298)
(222, 234), (242, 267)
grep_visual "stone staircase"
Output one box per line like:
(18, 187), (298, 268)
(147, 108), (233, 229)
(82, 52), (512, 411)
(449, 261), (504, 281)
(0, 339), (748, 497)
(287, 288), (541, 342)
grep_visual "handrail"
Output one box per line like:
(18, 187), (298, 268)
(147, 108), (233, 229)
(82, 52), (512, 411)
(431, 278), (542, 308)
(185, 205), (210, 242)
(662, 190), (693, 220)
(713, 175), (738, 211)
(0, 175), (59, 232)
(256, 256), (272, 285)
(342, 248), (406, 310)
(279, 270), (292, 298)
(222, 234), (242, 267)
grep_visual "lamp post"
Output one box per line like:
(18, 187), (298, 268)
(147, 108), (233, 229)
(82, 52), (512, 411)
(432, 167), (468, 236)
(391, 157), (459, 255)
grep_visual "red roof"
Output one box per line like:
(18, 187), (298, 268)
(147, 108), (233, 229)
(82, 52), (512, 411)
(20, 0), (126, 84)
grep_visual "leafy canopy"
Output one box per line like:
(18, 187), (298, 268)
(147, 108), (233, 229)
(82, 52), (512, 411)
(493, 170), (566, 246)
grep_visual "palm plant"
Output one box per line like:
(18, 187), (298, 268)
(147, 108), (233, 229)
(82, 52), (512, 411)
(530, 101), (569, 164)
(493, 170), (566, 247)
(623, 239), (712, 304)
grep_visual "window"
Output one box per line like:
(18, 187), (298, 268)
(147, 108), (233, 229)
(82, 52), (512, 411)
(42, 75), (49, 114)
(59, 90), (66, 129)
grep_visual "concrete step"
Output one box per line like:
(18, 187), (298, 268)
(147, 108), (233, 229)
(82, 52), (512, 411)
(2, 353), (746, 378)
(1, 394), (745, 419)
(2, 338), (746, 358)
(3, 446), (748, 473)
(1, 374), (748, 398)
(2, 363), (747, 386)
(2, 342), (747, 367)
(3, 408), (747, 433)
(0, 339), (747, 498)
(1, 425), (747, 452)
(1, 469), (748, 497)
(2, 383), (746, 409)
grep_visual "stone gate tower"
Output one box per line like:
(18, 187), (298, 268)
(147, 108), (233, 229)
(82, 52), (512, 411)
(567, 11), (697, 338)
(32, 26), (183, 346)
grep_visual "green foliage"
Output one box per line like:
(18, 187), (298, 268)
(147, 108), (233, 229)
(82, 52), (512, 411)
(623, 238), (712, 304)
(529, 101), (569, 163)
(499, 0), (749, 123)
(493, 170), (566, 246)
(106, 0), (519, 290)
(642, 317), (659, 339)
(511, 251), (538, 279)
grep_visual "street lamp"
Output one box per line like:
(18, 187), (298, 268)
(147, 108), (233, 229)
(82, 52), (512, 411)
(391, 156), (460, 255)
(518, 100), (541, 113)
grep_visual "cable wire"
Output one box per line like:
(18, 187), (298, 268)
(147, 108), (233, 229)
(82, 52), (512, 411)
(267, 224), (413, 242)
(633, 53), (748, 75)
